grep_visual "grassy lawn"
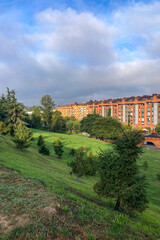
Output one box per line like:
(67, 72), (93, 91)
(0, 129), (160, 239)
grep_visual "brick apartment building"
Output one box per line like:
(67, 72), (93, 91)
(57, 94), (160, 131)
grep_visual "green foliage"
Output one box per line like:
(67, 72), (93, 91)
(80, 114), (100, 135)
(94, 130), (148, 213)
(39, 143), (50, 155)
(52, 111), (64, 132)
(69, 148), (76, 157)
(53, 139), (64, 158)
(31, 106), (42, 128)
(124, 124), (132, 131)
(85, 150), (97, 176)
(156, 173), (160, 181)
(68, 148), (85, 180)
(66, 120), (74, 132)
(0, 94), (8, 123)
(155, 123), (160, 135)
(92, 117), (123, 139)
(37, 135), (44, 147)
(13, 121), (32, 150)
(73, 121), (80, 133)
(146, 127), (151, 133)
(41, 95), (55, 129)
(0, 121), (8, 135)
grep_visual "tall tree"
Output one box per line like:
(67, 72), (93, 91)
(0, 94), (8, 123)
(92, 117), (123, 139)
(94, 130), (148, 213)
(80, 114), (100, 135)
(41, 95), (55, 130)
(31, 106), (42, 128)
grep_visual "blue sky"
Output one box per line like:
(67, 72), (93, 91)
(0, 0), (160, 105)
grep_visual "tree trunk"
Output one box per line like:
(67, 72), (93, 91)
(114, 197), (120, 211)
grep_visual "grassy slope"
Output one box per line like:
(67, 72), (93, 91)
(0, 129), (160, 239)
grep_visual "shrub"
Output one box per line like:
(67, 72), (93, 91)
(69, 148), (76, 157)
(53, 139), (64, 158)
(39, 144), (50, 155)
(37, 135), (44, 146)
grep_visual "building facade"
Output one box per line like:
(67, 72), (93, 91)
(57, 94), (160, 130)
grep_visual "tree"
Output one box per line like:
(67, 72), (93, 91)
(7, 88), (25, 135)
(0, 122), (8, 135)
(68, 148), (85, 181)
(53, 139), (64, 158)
(13, 121), (32, 150)
(52, 111), (64, 132)
(85, 150), (97, 176)
(73, 121), (80, 133)
(66, 120), (74, 132)
(31, 106), (42, 128)
(39, 144), (50, 155)
(0, 94), (8, 123)
(41, 95), (55, 130)
(92, 117), (123, 140)
(94, 130), (148, 213)
(37, 135), (44, 147)
(155, 123), (160, 135)
(69, 148), (76, 157)
(80, 114), (100, 135)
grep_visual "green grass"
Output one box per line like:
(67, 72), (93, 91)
(0, 129), (160, 239)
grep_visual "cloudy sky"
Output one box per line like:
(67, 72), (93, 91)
(0, 0), (160, 106)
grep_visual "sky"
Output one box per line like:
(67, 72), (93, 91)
(0, 0), (160, 106)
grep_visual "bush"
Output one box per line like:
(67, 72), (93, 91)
(37, 135), (44, 146)
(53, 139), (64, 158)
(69, 148), (76, 157)
(39, 144), (50, 155)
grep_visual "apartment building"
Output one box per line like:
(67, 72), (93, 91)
(57, 94), (160, 130)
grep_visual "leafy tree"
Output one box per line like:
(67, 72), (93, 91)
(41, 95), (55, 130)
(52, 111), (64, 132)
(94, 130), (148, 213)
(80, 114), (100, 135)
(155, 123), (160, 135)
(66, 120), (74, 132)
(39, 144), (50, 155)
(68, 148), (85, 181)
(106, 108), (111, 117)
(92, 117), (123, 140)
(69, 148), (76, 157)
(53, 139), (64, 158)
(13, 121), (32, 150)
(31, 106), (42, 128)
(37, 135), (44, 147)
(73, 121), (80, 133)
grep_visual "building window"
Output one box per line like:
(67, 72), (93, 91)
(147, 107), (150, 124)
(142, 108), (144, 125)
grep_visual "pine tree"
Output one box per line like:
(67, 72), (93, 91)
(53, 139), (64, 158)
(39, 144), (50, 155)
(41, 95), (55, 130)
(69, 148), (76, 157)
(94, 130), (148, 213)
(37, 135), (44, 147)
(68, 148), (85, 181)
(13, 121), (32, 150)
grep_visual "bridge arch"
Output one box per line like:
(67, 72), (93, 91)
(140, 136), (160, 148)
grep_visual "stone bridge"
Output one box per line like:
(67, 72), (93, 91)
(140, 134), (160, 148)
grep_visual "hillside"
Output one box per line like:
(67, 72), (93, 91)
(0, 130), (160, 239)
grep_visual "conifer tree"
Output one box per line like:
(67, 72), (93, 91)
(94, 130), (148, 213)
(69, 148), (76, 157)
(39, 144), (50, 155)
(53, 139), (64, 158)
(37, 135), (44, 147)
